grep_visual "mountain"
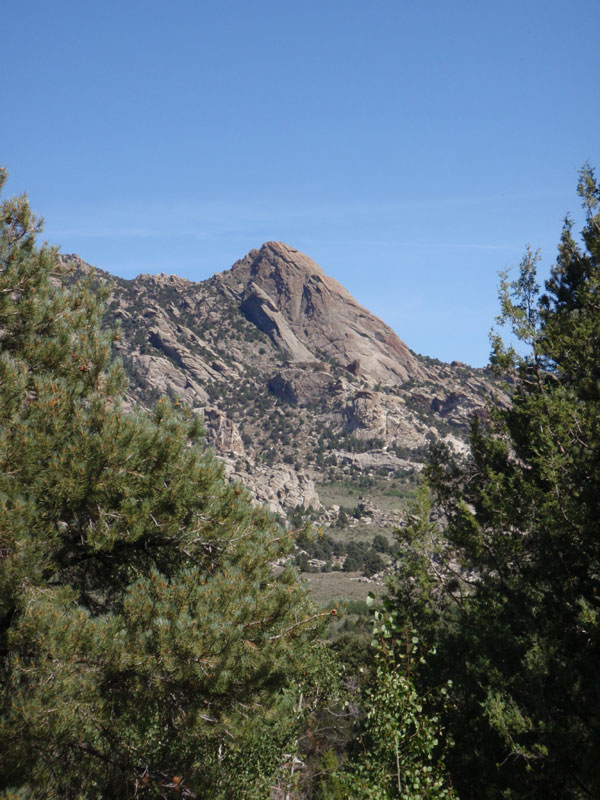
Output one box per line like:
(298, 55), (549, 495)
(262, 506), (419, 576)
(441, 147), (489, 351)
(231, 242), (424, 383)
(59, 243), (504, 541)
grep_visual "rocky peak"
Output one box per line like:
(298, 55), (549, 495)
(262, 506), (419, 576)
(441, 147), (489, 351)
(60, 245), (506, 526)
(232, 241), (326, 283)
(226, 241), (428, 385)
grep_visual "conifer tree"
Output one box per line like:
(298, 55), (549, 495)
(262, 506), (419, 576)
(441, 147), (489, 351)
(0, 169), (324, 799)
(391, 166), (600, 798)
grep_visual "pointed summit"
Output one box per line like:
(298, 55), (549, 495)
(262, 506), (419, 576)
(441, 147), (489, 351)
(228, 242), (427, 384)
(252, 241), (327, 278)
(60, 245), (496, 519)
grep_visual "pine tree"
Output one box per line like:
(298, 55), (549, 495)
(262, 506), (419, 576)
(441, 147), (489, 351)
(0, 169), (324, 799)
(390, 166), (600, 798)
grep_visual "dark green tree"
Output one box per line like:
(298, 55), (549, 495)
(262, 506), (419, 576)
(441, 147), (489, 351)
(0, 169), (325, 799)
(391, 166), (600, 798)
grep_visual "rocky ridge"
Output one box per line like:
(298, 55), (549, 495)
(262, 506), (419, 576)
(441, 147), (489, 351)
(60, 243), (506, 525)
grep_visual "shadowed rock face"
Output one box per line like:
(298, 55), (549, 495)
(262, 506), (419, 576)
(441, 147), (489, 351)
(227, 242), (427, 385)
(240, 281), (313, 362)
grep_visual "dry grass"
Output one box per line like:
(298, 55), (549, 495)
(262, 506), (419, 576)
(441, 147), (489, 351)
(301, 570), (385, 606)
(317, 479), (417, 513)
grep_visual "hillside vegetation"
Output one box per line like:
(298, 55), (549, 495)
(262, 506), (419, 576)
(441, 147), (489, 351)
(1, 166), (599, 798)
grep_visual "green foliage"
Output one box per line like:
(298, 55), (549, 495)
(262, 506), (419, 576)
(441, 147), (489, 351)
(373, 534), (391, 554)
(294, 525), (387, 577)
(340, 539), (385, 576)
(394, 165), (600, 798)
(333, 596), (456, 799)
(389, 483), (453, 635)
(0, 170), (323, 799)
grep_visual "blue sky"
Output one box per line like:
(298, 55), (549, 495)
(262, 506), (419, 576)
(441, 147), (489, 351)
(3, 0), (599, 366)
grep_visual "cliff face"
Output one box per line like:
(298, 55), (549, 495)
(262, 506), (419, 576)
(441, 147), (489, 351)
(59, 244), (505, 520)
(227, 241), (425, 384)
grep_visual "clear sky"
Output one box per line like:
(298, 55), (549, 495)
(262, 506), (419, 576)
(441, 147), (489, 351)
(3, 0), (598, 366)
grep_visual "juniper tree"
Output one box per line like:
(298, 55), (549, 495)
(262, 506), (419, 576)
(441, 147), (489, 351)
(0, 169), (325, 799)
(390, 166), (600, 798)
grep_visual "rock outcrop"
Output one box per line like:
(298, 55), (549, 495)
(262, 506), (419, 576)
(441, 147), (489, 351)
(267, 364), (333, 405)
(226, 242), (427, 385)
(59, 245), (506, 524)
(240, 282), (314, 362)
(345, 391), (388, 438)
(221, 458), (321, 517)
(200, 407), (245, 456)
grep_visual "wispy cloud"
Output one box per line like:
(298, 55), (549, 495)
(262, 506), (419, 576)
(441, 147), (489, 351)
(43, 187), (570, 242)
